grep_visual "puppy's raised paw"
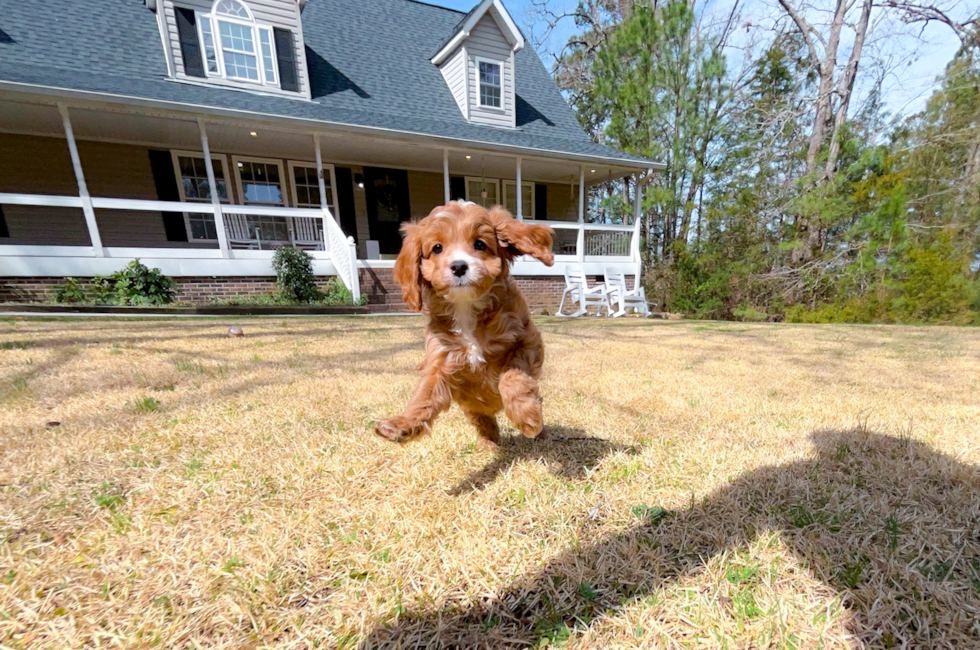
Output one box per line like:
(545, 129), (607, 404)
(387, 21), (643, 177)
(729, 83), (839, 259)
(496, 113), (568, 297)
(374, 417), (425, 443)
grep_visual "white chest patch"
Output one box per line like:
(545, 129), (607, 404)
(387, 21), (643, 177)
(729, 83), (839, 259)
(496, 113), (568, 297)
(452, 305), (485, 368)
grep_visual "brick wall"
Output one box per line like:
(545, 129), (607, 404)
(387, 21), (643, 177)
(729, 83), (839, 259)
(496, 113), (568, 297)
(1, 272), (567, 313)
(513, 277), (566, 314)
(1, 276), (338, 305)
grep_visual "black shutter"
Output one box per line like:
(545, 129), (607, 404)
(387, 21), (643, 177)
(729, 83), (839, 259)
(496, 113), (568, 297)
(334, 167), (358, 242)
(0, 205), (9, 238)
(274, 28), (299, 92)
(176, 8), (206, 78)
(449, 176), (466, 201)
(535, 183), (548, 219)
(148, 150), (188, 242)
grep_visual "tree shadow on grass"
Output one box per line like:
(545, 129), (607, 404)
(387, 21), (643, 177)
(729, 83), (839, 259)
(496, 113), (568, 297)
(361, 429), (980, 648)
(448, 426), (638, 495)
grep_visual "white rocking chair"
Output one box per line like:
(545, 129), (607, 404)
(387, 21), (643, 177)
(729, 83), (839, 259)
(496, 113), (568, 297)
(604, 268), (652, 317)
(556, 265), (609, 317)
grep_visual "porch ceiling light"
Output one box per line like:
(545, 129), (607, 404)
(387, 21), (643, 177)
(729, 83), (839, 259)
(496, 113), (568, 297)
(250, 131), (258, 137)
(590, 169), (596, 173)
(465, 155), (472, 160)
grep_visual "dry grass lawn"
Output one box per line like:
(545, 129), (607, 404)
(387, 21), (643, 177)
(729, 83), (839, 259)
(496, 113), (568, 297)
(0, 315), (979, 649)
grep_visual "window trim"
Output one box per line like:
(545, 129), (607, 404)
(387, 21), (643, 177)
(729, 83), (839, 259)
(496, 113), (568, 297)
(171, 150), (231, 242)
(474, 56), (504, 111)
(196, 0), (279, 88)
(232, 155), (287, 206)
(502, 180), (535, 219)
(464, 176), (501, 208)
(287, 160), (340, 213)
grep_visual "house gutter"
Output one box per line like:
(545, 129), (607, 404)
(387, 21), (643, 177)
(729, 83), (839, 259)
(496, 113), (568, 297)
(0, 80), (665, 171)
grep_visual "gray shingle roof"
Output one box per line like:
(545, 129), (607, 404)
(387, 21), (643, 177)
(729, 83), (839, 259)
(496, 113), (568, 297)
(0, 0), (657, 167)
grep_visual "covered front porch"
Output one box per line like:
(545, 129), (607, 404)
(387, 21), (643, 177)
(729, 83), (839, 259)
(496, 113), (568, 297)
(0, 94), (652, 305)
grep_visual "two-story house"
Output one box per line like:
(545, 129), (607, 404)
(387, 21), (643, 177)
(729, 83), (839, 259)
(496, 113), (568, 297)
(0, 0), (660, 310)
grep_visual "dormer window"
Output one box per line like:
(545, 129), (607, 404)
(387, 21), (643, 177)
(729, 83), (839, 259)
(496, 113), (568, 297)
(477, 59), (502, 108)
(197, 0), (277, 86)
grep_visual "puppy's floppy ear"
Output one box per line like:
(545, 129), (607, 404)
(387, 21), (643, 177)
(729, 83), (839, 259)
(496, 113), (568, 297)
(490, 206), (555, 266)
(393, 221), (424, 311)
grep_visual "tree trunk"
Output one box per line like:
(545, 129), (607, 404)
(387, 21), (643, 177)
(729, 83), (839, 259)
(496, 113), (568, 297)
(825, 0), (874, 178)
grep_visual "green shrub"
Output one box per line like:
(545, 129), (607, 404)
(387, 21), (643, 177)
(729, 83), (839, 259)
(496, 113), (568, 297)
(53, 277), (87, 304)
(101, 260), (177, 306)
(321, 277), (368, 306)
(90, 277), (117, 305)
(272, 247), (320, 303)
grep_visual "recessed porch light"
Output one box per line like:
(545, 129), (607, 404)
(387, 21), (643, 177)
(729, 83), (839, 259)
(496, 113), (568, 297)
(590, 169), (596, 173)
(465, 155), (472, 160)
(250, 131), (258, 137)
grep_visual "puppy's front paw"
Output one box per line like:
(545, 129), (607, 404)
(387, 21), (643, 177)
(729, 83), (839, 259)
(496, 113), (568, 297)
(374, 417), (425, 443)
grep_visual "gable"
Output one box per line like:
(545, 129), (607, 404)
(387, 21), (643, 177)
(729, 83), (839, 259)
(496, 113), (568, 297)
(161, 0), (310, 97)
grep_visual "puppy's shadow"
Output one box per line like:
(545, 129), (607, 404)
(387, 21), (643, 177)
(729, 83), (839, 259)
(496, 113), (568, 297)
(448, 426), (636, 495)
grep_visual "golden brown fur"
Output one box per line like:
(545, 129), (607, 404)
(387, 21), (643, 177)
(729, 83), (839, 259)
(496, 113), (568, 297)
(374, 200), (555, 447)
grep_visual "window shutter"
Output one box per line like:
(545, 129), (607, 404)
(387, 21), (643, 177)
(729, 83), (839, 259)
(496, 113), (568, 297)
(334, 167), (358, 242)
(535, 183), (548, 219)
(148, 150), (188, 242)
(176, 8), (206, 78)
(0, 205), (9, 238)
(449, 176), (466, 202)
(273, 28), (299, 92)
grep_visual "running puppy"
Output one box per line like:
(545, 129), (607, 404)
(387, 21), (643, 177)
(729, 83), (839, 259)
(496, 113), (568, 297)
(374, 200), (554, 448)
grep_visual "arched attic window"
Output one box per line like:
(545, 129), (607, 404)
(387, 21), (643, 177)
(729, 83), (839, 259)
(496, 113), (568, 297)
(199, 0), (278, 86)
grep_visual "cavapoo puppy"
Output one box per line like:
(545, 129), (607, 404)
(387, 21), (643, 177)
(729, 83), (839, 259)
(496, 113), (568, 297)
(374, 200), (555, 448)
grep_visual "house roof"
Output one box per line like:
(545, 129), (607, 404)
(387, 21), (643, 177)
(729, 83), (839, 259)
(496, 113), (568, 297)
(0, 0), (660, 169)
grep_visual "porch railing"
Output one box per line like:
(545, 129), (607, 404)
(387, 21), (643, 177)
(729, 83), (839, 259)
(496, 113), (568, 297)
(539, 221), (637, 261)
(0, 193), (360, 301)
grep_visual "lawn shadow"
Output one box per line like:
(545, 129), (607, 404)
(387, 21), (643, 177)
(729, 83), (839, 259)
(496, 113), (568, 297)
(448, 425), (638, 495)
(362, 429), (980, 648)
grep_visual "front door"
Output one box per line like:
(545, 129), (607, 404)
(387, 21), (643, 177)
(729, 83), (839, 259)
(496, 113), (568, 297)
(363, 167), (411, 255)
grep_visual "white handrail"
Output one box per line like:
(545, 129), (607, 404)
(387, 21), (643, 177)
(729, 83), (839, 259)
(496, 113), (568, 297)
(321, 206), (360, 303)
(0, 193), (84, 208)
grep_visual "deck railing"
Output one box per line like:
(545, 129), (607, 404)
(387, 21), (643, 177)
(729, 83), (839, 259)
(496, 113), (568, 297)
(535, 220), (637, 261)
(0, 193), (361, 300)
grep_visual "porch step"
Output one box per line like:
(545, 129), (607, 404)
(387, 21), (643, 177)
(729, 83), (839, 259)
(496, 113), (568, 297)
(0, 304), (369, 316)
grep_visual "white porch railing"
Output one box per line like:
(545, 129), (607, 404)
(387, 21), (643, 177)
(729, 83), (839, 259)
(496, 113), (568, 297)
(320, 207), (360, 303)
(538, 220), (637, 262)
(0, 193), (360, 301)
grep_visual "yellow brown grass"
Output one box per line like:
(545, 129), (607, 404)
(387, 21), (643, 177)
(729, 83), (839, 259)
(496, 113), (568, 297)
(0, 316), (979, 649)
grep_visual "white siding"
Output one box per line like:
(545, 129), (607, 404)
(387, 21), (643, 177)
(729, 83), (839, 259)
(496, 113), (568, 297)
(439, 46), (468, 119)
(163, 0), (310, 98)
(466, 12), (515, 128)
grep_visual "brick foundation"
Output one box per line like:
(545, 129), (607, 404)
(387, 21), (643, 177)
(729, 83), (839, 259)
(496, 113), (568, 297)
(1, 272), (567, 314)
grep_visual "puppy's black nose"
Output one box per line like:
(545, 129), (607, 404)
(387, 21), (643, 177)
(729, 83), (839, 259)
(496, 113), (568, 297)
(450, 260), (469, 277)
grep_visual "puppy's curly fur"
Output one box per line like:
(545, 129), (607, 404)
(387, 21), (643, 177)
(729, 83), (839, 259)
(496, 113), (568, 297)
(374, 200), (555, 447)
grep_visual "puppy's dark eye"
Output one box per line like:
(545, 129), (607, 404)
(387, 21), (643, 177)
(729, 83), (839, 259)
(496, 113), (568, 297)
(431, 244), (443, 255)
(474, 240), (487, 252)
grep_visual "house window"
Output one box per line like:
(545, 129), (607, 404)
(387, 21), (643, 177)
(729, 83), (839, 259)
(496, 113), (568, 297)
(288, 162), (338, 213)
(232, 157), (290, 242)
(171, 151), (230, 241)
(234, 157), (285, 205)
(477, 59), (502, 108)
(465, 177), (500, 208)
(503, 181), (535, 219)
(197, 0), (278, 87)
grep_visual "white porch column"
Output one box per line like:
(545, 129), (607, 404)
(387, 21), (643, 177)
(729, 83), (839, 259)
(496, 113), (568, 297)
(633, 171), (645, 279)
(443, 148), (451, 203)
(58, 104), (103, 257)
(197, 119), (230, 259)
(515, 156), (523, 220)
(313, 133), (331, 250)
(577, 164), (586, 261)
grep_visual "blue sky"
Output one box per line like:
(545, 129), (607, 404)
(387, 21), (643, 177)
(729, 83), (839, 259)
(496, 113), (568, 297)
(426, 0), (962, 120)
